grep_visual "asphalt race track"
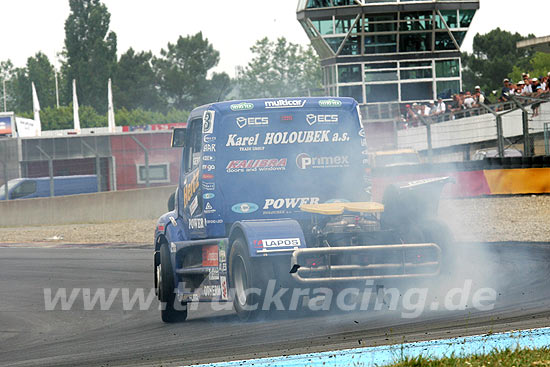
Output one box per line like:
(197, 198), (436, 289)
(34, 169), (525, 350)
(1, 243), (550, 367)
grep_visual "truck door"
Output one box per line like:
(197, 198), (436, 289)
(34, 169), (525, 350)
(181, 118), (207, 239)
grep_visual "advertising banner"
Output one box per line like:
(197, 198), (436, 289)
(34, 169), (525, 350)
(15, 117), (39, 137)
(0, 113), (14, 136)
(122, 122), (187, 132)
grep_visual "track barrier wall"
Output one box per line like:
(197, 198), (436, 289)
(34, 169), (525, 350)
(0, 185), (176, 227)
(372, 156), (550, 201)
(1, 155), (549, 227)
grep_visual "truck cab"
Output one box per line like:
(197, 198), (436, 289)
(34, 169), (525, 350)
(154, 97), (451, 322)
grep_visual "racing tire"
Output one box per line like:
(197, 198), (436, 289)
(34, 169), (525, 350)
(229, 238), (267, 321)
(158, 243), (188, 323)
(419, 219), (455, 276)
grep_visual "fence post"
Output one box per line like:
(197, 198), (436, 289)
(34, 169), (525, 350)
(131, 136), (150, 188)
(496, 115), (505, 158)
(522, 111), (531, 156)
(81, 140), (102, 193)
(1, 160), (7, 200)
(36, 145), (54, 197)
(545, 123), (549, 156)
(479, 103), (505, 158)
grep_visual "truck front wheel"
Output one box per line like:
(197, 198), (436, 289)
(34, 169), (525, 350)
(158, 243), (188, 323)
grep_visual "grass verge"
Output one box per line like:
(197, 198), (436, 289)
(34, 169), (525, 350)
(388, 347), (550, 366)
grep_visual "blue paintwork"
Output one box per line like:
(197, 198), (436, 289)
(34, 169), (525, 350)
(154, 97), (369, 301)
(0, 175), (98, 200)
(171, 97), (367, 241)
(181, 326), (550, 367)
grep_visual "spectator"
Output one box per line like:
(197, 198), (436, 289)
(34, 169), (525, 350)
(501, 78), (511, 101)
(522, 79), (533, 95)
(474, 86), (485, 106)
(406, 103), (419, 126)
(427, 101), (436, 116)
(531, 78), (542, 117)
(517, 81), (525, 95)
(435, 98), (446, 115)
(450, 93), (465, 119)
(463, 91), (476, 109)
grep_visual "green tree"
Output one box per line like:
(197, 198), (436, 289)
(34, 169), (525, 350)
(61, 0), (117, 113)
(0, 60), (16, 111)
(153, 32), (229, 110)
(18, 104), (106, 130)
(113, 48), (163, 111)
(509, 52), (550, 83)
(237, 37), (323, 99)
(462, 28), (534, 94)
(10, 52), (56, 113)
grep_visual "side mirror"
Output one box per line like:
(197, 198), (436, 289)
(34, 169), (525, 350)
(168, 191), (176, 212)
(171, 128), (187, 147)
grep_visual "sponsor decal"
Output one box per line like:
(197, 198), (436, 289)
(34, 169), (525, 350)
(208, 268), (220, 280)
(358, 128), (365, 137)
(263, 197), (320, 210)
(265, 99), (306, 109)
(261, 238), (301, 248)
(226, 158), (287, 173)
(306, 114), (338, 126)
(296, 153), (349, 170)
(202, 245), (219, 267)
(203, 155), (215, 161)
(183, 172), (199, 207)
(203, 193), (215, 200)
(202, 164), (215, 172)
(204, 202), (215, 214)
(189, 218), (205, 230)
(319, 99), (343, 108)
(226, 130), (331, 147)
(236, 116), (269, 128)
(361, 138), (367, 147)
(190, 196), (198, 215)
(219, 245), (227, 272)
(281, 115), (293, 121)
(361, 149), (369, 156)
(203, 134), (216, 144)
(192, 153), (201, 167)
(169, 216), (177, 227)
(220, 276), (228, 301)
(226, 133), (260, 147)
(231, 202), (259, 214)
(202, 173), (214, 180)
(206, 218), (223, 225)
(230, 102), (254, 112)
(202, 111), (214, 134)
(202, 285), (221, 297)
(203, 143), (216, 152)
(202, 182), (215, 191)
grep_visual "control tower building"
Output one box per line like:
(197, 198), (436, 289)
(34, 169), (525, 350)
(297, 0), (479, 124)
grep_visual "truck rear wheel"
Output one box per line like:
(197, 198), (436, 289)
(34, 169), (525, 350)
(158, 243), (188, 323)
(229, 238), (267, 321)
(419, 219), (454, 276)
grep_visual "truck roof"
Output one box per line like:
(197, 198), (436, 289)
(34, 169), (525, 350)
(188, 97), (358, 122)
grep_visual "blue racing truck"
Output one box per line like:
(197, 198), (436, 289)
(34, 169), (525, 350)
(154, 97), (452, 322)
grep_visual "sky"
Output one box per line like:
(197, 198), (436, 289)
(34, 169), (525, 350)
(1, 0), (549, 78)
